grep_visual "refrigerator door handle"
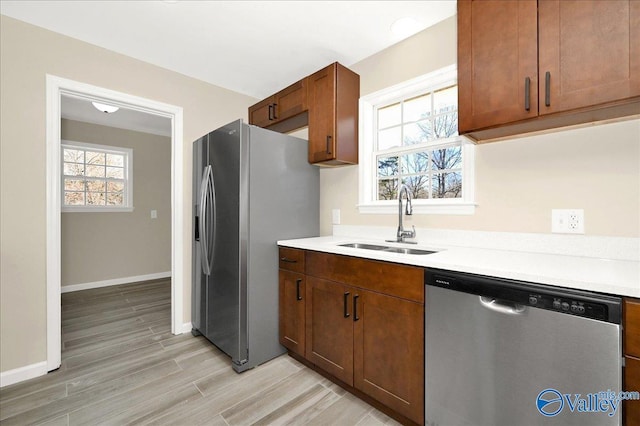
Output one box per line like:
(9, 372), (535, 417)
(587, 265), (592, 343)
(205, 165), (216, 274)
(199, 165), (212, 275)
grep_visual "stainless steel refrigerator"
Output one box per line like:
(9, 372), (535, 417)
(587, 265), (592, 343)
(192, 119), (319, 372)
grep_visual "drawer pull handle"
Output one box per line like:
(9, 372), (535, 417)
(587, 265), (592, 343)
(344, 292), (350, 318)
(296, 279), (302, 301)
(280, 257), (297, 263)
(268, 104), (273, 121)
(272, 103), (278, 120)
(353, 294), (360, 321)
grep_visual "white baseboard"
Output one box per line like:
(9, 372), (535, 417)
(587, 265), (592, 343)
(61, 271), (172, 293)
(181, 322), (193, 334)
(0, 361), (47, 388)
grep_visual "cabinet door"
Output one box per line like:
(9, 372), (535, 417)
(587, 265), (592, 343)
(539, 0), (640, 115)
(274, 79), (307, 122)
(353, 289), (424, 425)
(305, 276), (354, 385)
(279, 270), (305, 356)
(248, 96), (275, 128)
(625, 356), (640, 426)
(457, 0), (538, 133)
(308, 64), (337, 164)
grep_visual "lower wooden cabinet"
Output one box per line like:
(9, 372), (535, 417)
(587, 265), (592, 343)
(305, 276), (354, 385)
(279, 247), (425, 425)
(625, 355), (640, 426)
(278, 270), (306, 357)
(624, 297), (640, 425)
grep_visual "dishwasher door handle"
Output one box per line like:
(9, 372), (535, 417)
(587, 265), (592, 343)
(479, 296), (526, 315)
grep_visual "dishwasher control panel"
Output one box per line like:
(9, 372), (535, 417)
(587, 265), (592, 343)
(526, 293), (606, 320)
(425, 268), (622, 324)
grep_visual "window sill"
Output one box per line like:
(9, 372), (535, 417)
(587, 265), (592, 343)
(357, 202), (476, 215)
(62, 207), (134, 213)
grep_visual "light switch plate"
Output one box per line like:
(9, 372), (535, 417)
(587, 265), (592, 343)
(332, 209), (341, 225)
(151, 210), (158, 219)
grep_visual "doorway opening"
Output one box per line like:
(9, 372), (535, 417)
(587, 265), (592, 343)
(46, 75), (185, 371)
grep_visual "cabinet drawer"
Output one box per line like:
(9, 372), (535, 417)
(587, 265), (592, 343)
(278, 247), (305, 273)
(305, 251), (424, 303)
(625, 298), (640, 357)
(625, 355), (640, 426)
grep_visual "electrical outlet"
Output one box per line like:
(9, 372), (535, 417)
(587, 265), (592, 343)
(551, 209), (584, 234)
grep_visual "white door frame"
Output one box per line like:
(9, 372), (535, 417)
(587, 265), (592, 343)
(45, 75), (185, 371)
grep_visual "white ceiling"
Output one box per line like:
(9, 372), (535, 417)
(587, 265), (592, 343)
(0, 0), (456, 99)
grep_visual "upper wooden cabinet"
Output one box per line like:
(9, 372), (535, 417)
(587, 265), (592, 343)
(248, 79), (307, 129)
(248, 62), (360, 166)
(458, 0), (640, 142)
(308, 63), (359, 166)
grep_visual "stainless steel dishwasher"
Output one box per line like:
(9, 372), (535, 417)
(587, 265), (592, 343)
(425, 268), (622, 426)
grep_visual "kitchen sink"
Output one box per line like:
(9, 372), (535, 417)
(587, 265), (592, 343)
(339, 243), (437, 255)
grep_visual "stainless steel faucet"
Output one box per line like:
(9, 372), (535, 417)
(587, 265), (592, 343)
(387, 184), (417, 244)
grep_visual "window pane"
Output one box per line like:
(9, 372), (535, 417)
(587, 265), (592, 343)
(432, 172), (462, 198)
(106, 153), (124, 167)
(64, 191), (84, 205)
(432, 112), (458, 139)
(64, 179), (84, 191)
(402, 175), (430, 200)
(377, 156), (398, 177)
(378, 103), (401, 129)
(107, 192), (124, 206)
(378, 127), (401, 151)
(86, 165), (105, 178)
(106, 167), (124, 179)
(87, 192), (106, 205)
(63, 149), (84, 163)
(432, 146), (462, 171)
(64, 163), (84, 176)
(401, 152), (429, 175)
(403, 121), (431, 145)
(434, 85), (457, 115)
(378, 178), (398, 200)
(86, 180), (106, 192)
(86, 151), (106, 165)
(107, 181), (124, 192)
(404, 93), (431, 122)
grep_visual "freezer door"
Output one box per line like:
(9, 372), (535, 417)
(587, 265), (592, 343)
(205, 120), (245, 364)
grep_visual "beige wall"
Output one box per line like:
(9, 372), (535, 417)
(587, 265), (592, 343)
(0, 15), (256, 373)
(61, 119), (171, 286)
(319, 16), (640, 237)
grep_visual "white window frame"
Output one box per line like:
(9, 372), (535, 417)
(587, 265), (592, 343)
(61, 140), (133, 212)
(358, 65), (476, 215)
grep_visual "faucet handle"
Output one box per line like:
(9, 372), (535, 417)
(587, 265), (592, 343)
(408, 225), (416, 238)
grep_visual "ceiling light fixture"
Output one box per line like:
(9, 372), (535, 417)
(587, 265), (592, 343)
(92, 102), (119, 113)
(390, 17), (424, 39)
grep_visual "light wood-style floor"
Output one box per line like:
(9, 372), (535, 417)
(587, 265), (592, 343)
(0, 279), (400, 425)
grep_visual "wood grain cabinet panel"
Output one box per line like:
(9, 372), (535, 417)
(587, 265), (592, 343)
(279, 270), (306, 356)
(305, 276), (355, 386)
(457, 0), (538, 133)
(354, 289), (424, 424)
(625, 298), (640, 357)
(458, 0), (640, 142)
(625, 356), (640, 426)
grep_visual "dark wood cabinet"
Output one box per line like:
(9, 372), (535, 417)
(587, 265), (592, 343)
(284, 249), (424, 424)
(624, 297), (640, 425)
(353, 288), (424, 424)
(458, 0), (640, 142)
(278, 248), (306, 357)
(248, 62), (359, 166)
(308, 63), (359, 166)
(249, 80), (307, 130)
(305, 276), (355, 385)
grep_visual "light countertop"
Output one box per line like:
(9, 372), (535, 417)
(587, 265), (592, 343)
(277, 235), (640, 298)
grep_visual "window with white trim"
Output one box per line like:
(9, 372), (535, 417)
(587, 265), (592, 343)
(359, 65), (475, 214)
(61, 141), (133, 212)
